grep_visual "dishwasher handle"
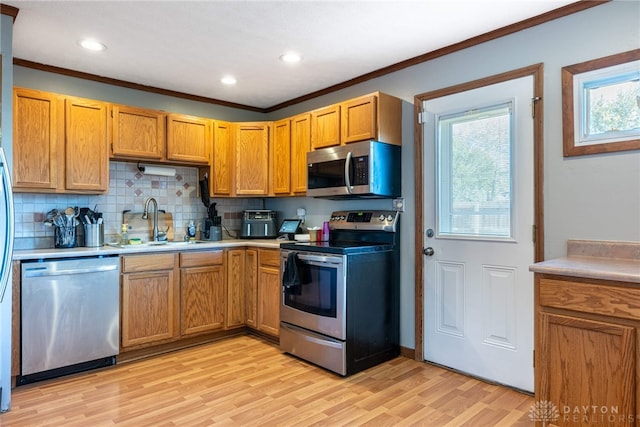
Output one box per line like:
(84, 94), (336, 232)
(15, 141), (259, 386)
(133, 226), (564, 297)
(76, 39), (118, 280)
(23, 263), (118, 278)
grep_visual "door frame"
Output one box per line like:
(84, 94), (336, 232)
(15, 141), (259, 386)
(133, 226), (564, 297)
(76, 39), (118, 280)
(413, 63), (545, 361)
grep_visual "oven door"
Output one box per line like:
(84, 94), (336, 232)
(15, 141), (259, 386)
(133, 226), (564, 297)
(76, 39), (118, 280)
(280, 250), (346, 340)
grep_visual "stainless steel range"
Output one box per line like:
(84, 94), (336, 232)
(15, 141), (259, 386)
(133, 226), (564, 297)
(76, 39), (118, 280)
(280, 210), (400, 376)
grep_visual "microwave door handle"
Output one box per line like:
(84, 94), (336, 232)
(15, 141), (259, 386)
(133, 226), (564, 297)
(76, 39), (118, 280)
(344, 151), (353, 194)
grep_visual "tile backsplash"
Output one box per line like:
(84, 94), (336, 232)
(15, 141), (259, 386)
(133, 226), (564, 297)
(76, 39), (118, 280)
(13, 161), (263, 249)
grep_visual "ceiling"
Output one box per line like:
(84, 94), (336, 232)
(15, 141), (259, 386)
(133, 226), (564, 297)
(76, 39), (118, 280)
(6, 0), (581, 111)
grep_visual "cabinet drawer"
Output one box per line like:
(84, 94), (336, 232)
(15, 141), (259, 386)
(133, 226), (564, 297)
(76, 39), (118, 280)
(180, 250), (223, 268)
(122, 253), (176, 273)
(539, 278), (640, 321)
(259, 249), (280, 267)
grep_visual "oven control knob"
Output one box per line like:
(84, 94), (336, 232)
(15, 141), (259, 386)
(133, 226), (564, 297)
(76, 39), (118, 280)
(378, 214), (386, 221)
(387, 214), (394, 221)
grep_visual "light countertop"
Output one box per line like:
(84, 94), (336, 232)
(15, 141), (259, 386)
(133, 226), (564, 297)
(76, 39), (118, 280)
(529, 240), (640, 283)
(13, 239), (285, 261)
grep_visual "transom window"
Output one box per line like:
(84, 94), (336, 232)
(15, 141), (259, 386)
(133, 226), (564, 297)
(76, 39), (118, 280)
(575, 60), (640, 146)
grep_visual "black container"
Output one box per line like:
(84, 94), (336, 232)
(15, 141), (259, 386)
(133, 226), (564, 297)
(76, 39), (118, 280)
(54, 226), (78, 248)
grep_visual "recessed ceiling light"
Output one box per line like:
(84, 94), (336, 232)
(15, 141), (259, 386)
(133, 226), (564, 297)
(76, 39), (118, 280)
(79, 38), (107, 52)
(221, 75), (237, 85)
(280, 52), (302, 63)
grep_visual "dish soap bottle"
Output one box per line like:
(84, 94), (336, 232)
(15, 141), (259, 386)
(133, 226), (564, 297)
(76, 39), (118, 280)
(120, 223), (129, 245)
(187, 220), (196, 240)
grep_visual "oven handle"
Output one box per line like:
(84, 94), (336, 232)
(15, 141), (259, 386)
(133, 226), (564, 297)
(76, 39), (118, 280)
(288, 252), (343, 265)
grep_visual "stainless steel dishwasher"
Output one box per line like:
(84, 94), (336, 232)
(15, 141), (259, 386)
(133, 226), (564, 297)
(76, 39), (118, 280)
(19, 256), (120, 384)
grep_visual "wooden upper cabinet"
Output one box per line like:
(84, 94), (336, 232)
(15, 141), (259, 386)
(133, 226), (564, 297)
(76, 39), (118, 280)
(291, 113), (311, 194)
(110, 104), (165, 160)
(271, 118), (291, 195)
(235, 122), (270, 196)
(311, 104), (340, 149)
(64, 97), (109, 192)
(210, 120), (233, 196)
(341, 92), (402, 146)
(13, 88), (61, 190)
(166, 113), (210, 164)
(341, 94), (377, 144)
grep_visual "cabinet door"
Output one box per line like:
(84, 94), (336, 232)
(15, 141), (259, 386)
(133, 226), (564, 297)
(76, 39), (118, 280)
(65, 97), (109, 192)
(245, 249), (258, 328)
(166, 113), (210, 164)
(341, 94), (377, 144)
(111, 104), (165, 160)
(181, 265), (225, 336)
(272, 119), (291, 195)
(226, 249), (246, 329)
(258, 265), (281, 337)
(538, 312), (635, 426)
(121, 269), (179, 348)
(291, 113), (311, 194)
(13, 88), (61, 191)
(235, 122), (270, 195)
(311, 104), (340, 149)
(212, 120), (233, 196)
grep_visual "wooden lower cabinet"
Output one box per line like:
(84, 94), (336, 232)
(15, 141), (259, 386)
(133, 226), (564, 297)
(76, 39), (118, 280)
(535, 274), (639, 427)
(245, 249), (258, 328)
(226, 249), (246, 329)
(121, 253), (179, 349)
(116, 246), (282, 356)
(180, 251), (225, 336)
(257, 249), (281, 337)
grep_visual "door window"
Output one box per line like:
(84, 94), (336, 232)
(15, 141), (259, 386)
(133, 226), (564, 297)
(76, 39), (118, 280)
(437, 102), (514, 239)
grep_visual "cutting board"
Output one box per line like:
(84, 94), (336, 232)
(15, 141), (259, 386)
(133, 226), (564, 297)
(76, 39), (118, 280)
(122, 210), (174, 242)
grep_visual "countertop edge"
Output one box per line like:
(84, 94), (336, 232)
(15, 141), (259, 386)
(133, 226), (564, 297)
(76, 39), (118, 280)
(529, 255), (640, 284)
(13, 239), (285, 261)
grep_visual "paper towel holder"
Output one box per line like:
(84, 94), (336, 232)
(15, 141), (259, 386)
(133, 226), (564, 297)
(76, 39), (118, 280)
(137, 161), (176, 177)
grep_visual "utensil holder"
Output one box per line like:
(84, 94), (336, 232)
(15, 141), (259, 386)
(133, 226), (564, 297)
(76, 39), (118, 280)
(84, 223), (104, 247)
(54, 225), (78, 248)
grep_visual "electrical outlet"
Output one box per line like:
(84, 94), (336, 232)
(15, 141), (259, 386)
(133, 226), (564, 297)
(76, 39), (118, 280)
(392, 198), (405, 212)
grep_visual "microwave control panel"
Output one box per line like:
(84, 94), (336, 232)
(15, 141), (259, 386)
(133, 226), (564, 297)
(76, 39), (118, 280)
(352, 156), (369, 185)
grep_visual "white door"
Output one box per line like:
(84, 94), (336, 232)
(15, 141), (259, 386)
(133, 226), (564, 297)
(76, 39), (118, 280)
(423, 76), (534, 392)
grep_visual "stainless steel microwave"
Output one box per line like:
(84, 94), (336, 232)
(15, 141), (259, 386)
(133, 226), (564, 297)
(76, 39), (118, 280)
(306, 140), (401, 199)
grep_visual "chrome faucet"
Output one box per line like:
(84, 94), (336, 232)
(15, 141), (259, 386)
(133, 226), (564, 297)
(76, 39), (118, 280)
(142, 197), (159, 241)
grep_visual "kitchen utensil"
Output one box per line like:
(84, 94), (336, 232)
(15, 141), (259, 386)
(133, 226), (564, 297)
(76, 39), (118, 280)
(199, 177), (210, 208)
(208, 202), (217, 221)
(65, 207), (75, 226)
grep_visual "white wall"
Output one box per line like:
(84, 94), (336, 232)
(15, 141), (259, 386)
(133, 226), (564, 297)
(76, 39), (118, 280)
(267, 0), (640, 349)
(10, 1), (640, 352)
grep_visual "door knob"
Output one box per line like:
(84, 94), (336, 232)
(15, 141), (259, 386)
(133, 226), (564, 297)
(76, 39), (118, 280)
(423, 247), (435, 256)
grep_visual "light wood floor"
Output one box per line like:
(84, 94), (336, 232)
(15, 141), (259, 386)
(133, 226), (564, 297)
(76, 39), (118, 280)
(2, 336), (534, 426)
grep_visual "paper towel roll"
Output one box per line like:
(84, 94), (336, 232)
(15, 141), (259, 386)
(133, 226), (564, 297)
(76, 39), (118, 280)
(141, 165), (176, 177)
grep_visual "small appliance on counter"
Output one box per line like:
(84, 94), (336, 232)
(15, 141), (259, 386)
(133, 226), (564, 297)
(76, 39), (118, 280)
(240, 210), (278, 239)
(278, 219), (303, 240)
